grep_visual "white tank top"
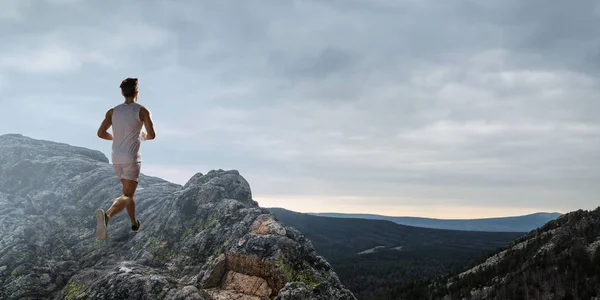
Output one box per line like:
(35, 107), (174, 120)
(111, 102), (143, 164)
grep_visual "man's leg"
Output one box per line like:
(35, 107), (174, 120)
(104, 163), (126, 219)
(96, 164), (126, 240)
(97, 163), (140, 239)
(105, 180), (136, 220)
(112, 162), (141, 230)
(106, 169), (139, 220)
(121, 179), (138, 225)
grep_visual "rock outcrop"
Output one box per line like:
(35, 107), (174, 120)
(0, 134), (356, 300)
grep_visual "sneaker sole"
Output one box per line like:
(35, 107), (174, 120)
(96, 209), (107, 240)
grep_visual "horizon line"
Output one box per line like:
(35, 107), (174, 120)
(267, 206), (566, 221)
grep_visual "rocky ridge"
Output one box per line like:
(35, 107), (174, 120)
(397, 206), (600, 299)
(0, 134), (356, 300)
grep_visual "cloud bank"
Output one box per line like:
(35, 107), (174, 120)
(0, 0), (598, 217)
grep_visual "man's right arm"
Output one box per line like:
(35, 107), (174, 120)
(97, 109), (114, 140)
(140, 106), (156, 140)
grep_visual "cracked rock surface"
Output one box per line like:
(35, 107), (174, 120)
(0, 134), (356, 300)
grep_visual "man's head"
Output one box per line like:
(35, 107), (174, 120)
(120, 77), (138, 100)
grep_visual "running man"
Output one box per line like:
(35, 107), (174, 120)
(95, 77), (156, 240)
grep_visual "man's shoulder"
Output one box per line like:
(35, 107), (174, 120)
(138, 104), (150, 113)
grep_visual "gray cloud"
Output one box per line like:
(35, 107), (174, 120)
(0, 0), (598, 217)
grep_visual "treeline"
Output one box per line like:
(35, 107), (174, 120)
(268, 207), (522, 300)
(330, 245), (504, 300)
(378, 207), (600, 300)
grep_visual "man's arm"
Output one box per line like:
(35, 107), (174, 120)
(97, 109), (114, 140)
(140, 106), (156, 140)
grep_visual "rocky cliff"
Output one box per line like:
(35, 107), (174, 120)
(395, 206), (600, 300)
(0, 134), (356, 300)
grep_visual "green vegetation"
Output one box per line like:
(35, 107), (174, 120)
(275, 253), (321, 289)
(147, 236), (180, 263)
(180, 225), (198, 240)
(386, 207), (600, 300)
(62, 281), (86, 300)
(269, 207), (524, 300)
(203, 212), (220, 230)
(212, 246), (223, 257)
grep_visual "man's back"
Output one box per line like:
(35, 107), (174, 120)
(111, 102), (143, 164)
(96, 77), (156, 240)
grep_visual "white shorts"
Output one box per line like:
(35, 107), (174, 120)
(113, 162), (141, 182)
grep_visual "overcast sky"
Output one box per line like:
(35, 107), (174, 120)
(0, 0), (598, 218)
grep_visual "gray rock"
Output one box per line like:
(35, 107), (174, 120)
(276, 282), (312, 300)
(0, 134), (356, 300)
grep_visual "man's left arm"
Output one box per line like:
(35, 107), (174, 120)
(97, 109), (114, 140)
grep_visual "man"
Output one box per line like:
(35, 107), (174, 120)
(95, 77), (156, 240)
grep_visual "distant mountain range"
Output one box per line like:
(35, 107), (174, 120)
(308, 211), (562, 232)
(267, 207), (524, 299)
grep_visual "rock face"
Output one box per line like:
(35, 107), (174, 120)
(0, 134), (356, 300)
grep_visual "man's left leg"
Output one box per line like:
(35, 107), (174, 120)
(120, 162), (141, 231)
(120, 178), (138, 226)
(96, 164), (126, 240)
